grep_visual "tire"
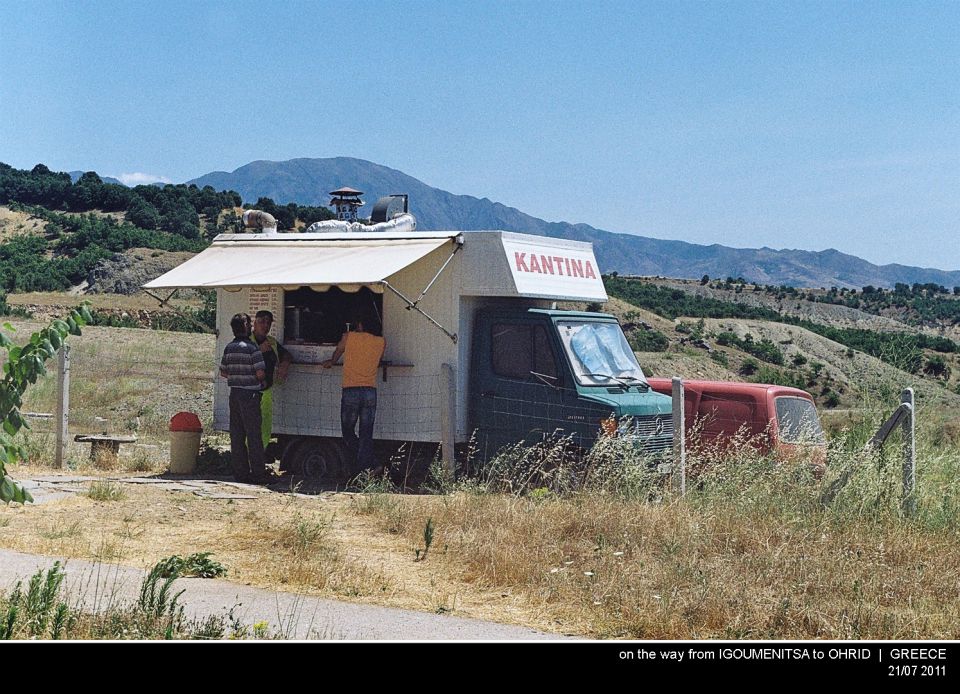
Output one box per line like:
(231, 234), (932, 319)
(276, 437), (301, 473)
(290, 438), (348, 485)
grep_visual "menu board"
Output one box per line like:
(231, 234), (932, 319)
(248, 287), (283, 338)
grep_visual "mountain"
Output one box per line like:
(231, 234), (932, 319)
(188, 157), (960, 289)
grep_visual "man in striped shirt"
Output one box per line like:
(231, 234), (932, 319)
(220, 313), (268, 483)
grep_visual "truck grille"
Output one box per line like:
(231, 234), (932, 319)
(633, 414), (673, 437)
(618, 414), (674, 455)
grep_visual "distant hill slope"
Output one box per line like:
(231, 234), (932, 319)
(68, 171), (124, 186)
(188, 157), (960, 289)
(592, 294), (960, 412)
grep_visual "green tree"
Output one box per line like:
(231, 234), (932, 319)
(160, 200), (200, 239)
(126, 198), (161, 230)
(0, 307), (90, 503)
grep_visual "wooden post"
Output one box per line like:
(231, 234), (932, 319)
(440, 363), (456, 478)
(672, 377), (686, 496)
(901, 388), (916, 517)
(55, 345), (70, 469)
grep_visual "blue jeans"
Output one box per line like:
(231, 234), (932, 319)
(341, 387), (377, 470)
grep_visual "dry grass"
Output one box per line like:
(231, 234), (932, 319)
(6, 290), (202, 312)
(5, 319), (216, 444)
(15, 430), (169, 474)
(87, 481), (126, 502)
(348, 423), (960, 639)
(352, 486), (960, 638)
(5, 419), (959, 637)
(0, 207), (45, 241)
(224, 501), (391, 598)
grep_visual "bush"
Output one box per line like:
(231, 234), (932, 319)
(739, 358), (758, 376)
(752, 365), (807, 390)
(627, 328), (669, 352)
(710, 350), (729, 367)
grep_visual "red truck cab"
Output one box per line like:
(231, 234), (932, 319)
(646, 378), (827, 466)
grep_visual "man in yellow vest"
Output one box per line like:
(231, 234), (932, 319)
(322, 315), (386, 473)
(253, 310), (293, 449)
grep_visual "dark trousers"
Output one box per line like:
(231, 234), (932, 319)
(341, 386), (377, 470)
(229, 388), (265, 481)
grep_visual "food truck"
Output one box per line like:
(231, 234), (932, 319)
(145, 226), (673, 480)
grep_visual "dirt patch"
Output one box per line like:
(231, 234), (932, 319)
(0, 469), (566, 634)
(0, 207), (45, 241)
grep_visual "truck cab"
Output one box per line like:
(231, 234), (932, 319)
(646, 378), (827, 467)
(469, 308), (673, 458)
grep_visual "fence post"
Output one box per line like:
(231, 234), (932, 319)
(901, 388), (916, 517)
(672, 377), (686, 496)
(55, 345), (70, 469)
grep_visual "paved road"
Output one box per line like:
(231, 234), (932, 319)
(0, 549), (563, 640)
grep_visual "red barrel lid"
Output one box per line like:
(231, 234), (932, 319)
(169, 411), (202, 432)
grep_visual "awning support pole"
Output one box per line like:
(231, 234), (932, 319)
(143, 289), (179, 307)
(411, 238), (463, 307)
(143, 288), (217, 334)
(382, 281), (458, 343)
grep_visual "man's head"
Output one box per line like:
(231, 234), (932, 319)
(230, 313), (252, 338)
(356, 311), (381, 336)
(254, 310), (273, 338)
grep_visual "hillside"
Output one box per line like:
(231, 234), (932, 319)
(641, 277), (960, 343)
(592, 279), (960, 414)
(189, 157), (960, 289)
(5, 159), (960, 289)
(651, 278), (922, 333)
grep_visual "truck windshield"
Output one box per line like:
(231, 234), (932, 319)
(556, 320), (648, 386)
(775, 397), (826, 444)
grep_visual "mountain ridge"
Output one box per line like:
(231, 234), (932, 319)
(184, 156), (960, 289)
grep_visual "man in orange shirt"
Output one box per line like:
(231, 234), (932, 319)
(322, 315), (386, 473)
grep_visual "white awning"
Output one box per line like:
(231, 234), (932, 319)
(143, 234), (457, 291)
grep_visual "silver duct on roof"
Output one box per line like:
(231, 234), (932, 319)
(241, 209), (278, 235)
(305, 212), (417, 234)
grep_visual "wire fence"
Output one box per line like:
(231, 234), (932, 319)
(21, 344), (218, 452)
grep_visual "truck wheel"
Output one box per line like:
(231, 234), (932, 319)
(276, 437), (301, 473)
(291, 439), (347, 485)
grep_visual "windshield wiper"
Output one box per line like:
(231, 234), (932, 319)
(581, 372), (631, 388)
(581, 373), (651, 390)
(618, 376), (651, 391)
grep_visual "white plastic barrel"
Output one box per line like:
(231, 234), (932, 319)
(169, 412), (202, 474)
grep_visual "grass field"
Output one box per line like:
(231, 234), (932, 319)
(2, 317), (960, 638)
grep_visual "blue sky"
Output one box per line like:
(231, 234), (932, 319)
(1, 1), (957, 269)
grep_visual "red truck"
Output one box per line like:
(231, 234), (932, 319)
(645, 378), (826, 465)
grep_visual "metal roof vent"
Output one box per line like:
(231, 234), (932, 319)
(371, 194), (409, 223)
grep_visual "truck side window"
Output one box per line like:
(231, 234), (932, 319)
(533, 325), (558, 379)
(491, 323), (558, 381)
